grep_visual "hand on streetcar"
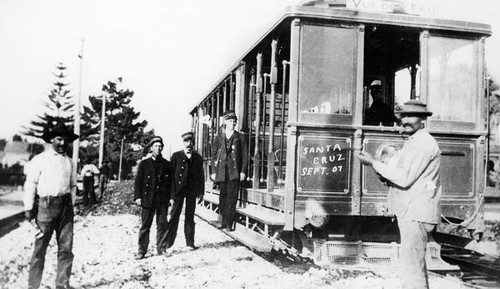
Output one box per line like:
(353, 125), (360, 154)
(25, 210), (35, 221)
(210, 173), (216, 181)
(240, 173), (246, 181)
(356, 151), (374, 166)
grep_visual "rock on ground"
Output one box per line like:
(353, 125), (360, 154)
(1, 181), (497, 289)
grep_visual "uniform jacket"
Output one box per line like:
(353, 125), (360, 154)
(170, 150), (205, 199)
(373, 129), (442, 224)
(211, 130), (248, 183)
(134, 155), (172, 208)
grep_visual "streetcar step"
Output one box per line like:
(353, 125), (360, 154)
(223, 223), (273, 252)
(236, 204), (285, 226)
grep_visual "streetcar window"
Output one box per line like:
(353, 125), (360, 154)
(428, 37), (476, 122)
(299, 24), (357, 122)
(363, 25), (420, 126)
(394, 67), (420, 108)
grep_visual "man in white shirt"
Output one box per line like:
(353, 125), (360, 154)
(80, 158), (100, 206)
(24, 120), (78, 289)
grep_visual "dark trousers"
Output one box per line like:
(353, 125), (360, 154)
(82, 176), (97, 205)
(218, 179), (239, 229)
(166, 189), (197, 248)
(28, 195), (74, 289)
(98, 175), (108, 199)
(138, 205), (168, 255)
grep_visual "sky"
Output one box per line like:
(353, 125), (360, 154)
(0, 0), (499, 152)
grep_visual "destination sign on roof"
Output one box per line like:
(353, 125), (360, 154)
(346, 0), (440, 17)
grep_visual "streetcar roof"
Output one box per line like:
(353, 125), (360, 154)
(190, 5), (491, 113)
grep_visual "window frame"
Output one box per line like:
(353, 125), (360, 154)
(297, 21), (363, 125)
(421, 31), (484, 132)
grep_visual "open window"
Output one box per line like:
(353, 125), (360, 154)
(363, 25), (421, 126)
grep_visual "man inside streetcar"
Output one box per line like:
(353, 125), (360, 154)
(364, 80), (397, 126)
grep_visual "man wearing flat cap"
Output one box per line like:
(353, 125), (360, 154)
(365, 79), (397, 126)
(134, 136), (173, 259)
(357, 100), (441, 289)
(24, 120), (79, 289)
(166, 131), (204, 252)
(211, 110), (248, 231)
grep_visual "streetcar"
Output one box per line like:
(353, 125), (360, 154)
(191, 0), (492, 267)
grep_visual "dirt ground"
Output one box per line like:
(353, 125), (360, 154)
(0, 181), (498, 289)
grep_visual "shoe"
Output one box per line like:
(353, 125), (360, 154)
(185, 245), (197, 251)
(163, 248), (173, 257)
(134, 252), (145, 260)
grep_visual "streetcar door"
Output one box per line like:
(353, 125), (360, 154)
(292, 22), (361, 229)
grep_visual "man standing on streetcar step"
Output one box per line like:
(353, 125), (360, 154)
(134, 136), (173, 259)
(24, 120), (79, 289)
(166, 131), (205, 251)
(211, 110), (248, 231)
(357, 100), (441, 289)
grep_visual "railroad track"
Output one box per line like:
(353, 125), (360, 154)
(436, 244), (500, 288)
(432, 232), (500, 287)
(199, 211), (500, 288)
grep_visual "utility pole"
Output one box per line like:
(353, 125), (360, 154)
(73, 39), (84, 179)
(98, 93), (106, 169)
(98, 79), (120, 168)
(118, 137), (124, 181)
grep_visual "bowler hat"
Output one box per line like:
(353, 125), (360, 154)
(223, 110), (237, 121)
(42, 120), (79, 143)
(397, 100), (433, 117)
(181, 132), (194, 141)
(148, 136), (164, 147)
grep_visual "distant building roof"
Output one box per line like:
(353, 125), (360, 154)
(1, 141), (31, 167)
(4, 142), (29, 154)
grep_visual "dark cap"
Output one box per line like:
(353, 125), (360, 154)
(148, 136), (164, 147)
(223, 110), (237, 121)
(42, 120), (79, 143)
(181, 131), (194, 141)
(396, 100), (433, 117)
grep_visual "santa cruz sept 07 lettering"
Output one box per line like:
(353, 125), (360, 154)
(301, 143), (346, 176)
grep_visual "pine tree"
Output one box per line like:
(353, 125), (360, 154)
(80, 78), (155, 179)
(21, 63), (75, 140)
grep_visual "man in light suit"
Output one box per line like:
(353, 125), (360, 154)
(357, 100), (441, 289)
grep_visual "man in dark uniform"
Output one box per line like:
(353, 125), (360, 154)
(365, 79), (397, 126)
(134, 136), (173, 259)
(211, 111), (248, 231)
(98, 160), (111, 199)
(166, 132), (205, 251)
